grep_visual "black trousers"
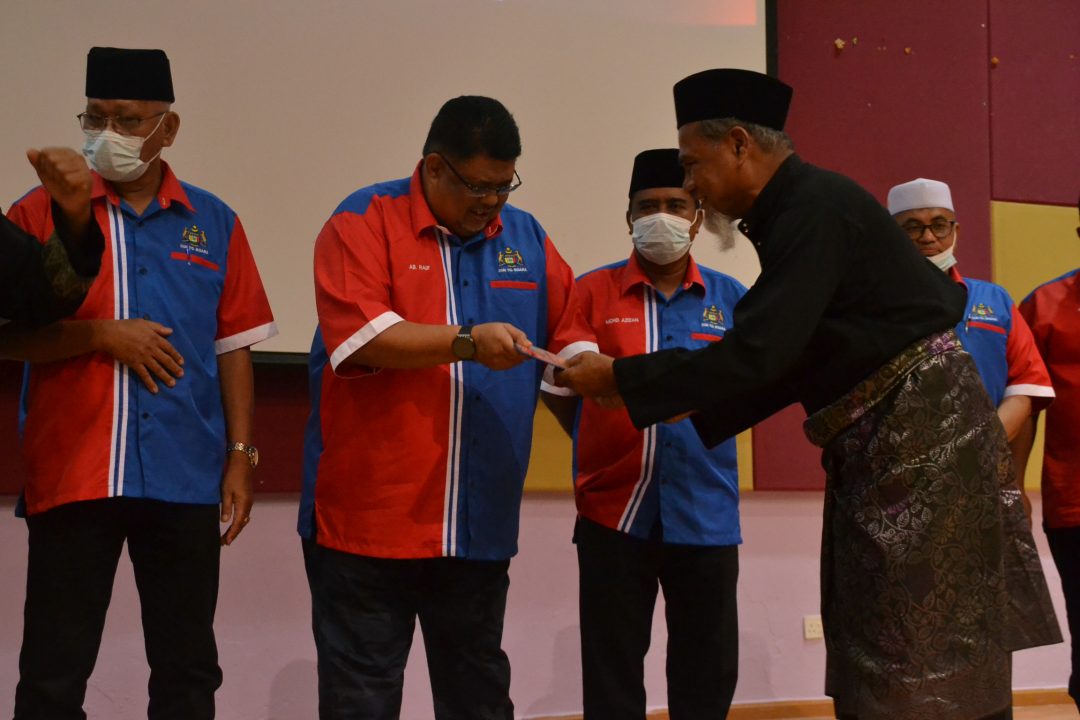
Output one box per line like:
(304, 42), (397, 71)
(303, 539), (514, 720)
(14, 497), (222, 720)
(1046, 524), (1080, 711)
(575, 518), (739, 719)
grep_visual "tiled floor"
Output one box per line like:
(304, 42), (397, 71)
(786, 709), (1077, 720)
(1016, 708), (1078, 719)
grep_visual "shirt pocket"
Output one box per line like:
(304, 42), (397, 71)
(168, 251), (221, 273)
(485, 279), (542, 326)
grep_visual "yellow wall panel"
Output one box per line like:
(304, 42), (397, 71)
(991, 200), (1080, 305)
(525, 404), (574, 493)
(992, 200), (1079, 488)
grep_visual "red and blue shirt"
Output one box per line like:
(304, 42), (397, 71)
(301, 165), (596, 560)
(950, 266), (1053, 408)
(1020, 269), (1080, 528)
(8, 164), (277, 515)
(568, 253), (745, 546)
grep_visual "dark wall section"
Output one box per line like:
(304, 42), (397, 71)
(776, 0), (993, 278)
(987, 0), (1080, 206)
(756, 0), (994, 490)
(753, 0), (1078, 491)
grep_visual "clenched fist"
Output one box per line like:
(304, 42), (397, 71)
(27, 147), (93, 236)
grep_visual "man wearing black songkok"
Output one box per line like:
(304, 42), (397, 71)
(557, 68), (1061, 719)
(4, 46), (277, 720)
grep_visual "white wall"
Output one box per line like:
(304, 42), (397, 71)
(0, 493), (1068, 718)
(0, 0), (766, 353)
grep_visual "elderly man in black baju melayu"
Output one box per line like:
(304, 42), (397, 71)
(557, 68), (1061, 720)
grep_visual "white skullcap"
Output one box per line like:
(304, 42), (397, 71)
(887, 178), (954, 215)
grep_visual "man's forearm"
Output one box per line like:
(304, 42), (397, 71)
(541, 392), (580, 437)
(1010, 413), (1038, 488)
(339, 321), (460, 369)
(219, 347), (255, 445)
(997, 394), (1032, 442)
(0, 319), (102, 362)
(50, 201), (104, 279)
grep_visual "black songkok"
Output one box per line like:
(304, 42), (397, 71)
(673, 68), (791, 130)
(85, 47), (174, 102)
(628, 149), (684, 198)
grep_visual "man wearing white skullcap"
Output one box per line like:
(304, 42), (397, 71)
(888, 178), (1054, 449)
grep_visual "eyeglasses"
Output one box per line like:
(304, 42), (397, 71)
(901, 219), (956, 240)
(439, 154), (523, 197)
(77, 111), (166, 135)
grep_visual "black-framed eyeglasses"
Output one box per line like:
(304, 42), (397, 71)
(439, 154), (523, 197)
(77, 111), (166, 135)
(901, 219), (956, 240)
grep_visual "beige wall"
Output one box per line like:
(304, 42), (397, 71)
(0, 0), (765, 352)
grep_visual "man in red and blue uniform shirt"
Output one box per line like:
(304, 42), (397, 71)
(300, 96), (596, 719)
(1017, 197), (1080, 711)
(0, 48), (276, 720)
(888, 179), (1054, 450)
(544, 149), (745, 718)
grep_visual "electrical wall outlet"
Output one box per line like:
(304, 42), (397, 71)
(803, 614), (824, 640)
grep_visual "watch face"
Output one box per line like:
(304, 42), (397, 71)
(249, 446), (259, 467)
(452, 334), (476, 360)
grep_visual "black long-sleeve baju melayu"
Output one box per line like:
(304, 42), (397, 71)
(615, 154), (964, 441)
(613, 154), (1061, 719)
(1, 204), (103, 326)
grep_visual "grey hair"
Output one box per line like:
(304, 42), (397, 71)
(698, 117), (793, 153)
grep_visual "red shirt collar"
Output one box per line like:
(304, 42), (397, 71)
(408, 162), (503, 240)
(948, 264), (967, 288)
(90, 161), (195, 213)
(621, 250), (706, 295)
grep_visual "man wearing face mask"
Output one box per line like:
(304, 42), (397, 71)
(2, 47), (277, 720)
(888, 179), (1053, 473)
(543, 149), (746, 718)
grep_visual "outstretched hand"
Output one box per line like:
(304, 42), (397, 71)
(554, 351), (619, 398)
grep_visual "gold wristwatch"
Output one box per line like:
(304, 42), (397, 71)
(227, 441), (259, 468)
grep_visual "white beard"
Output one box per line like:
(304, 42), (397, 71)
(704, 209), (738, 251)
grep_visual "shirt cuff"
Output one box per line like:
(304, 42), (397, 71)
(328, 311), (405, 372)
(215, 321), (279, 354)
(541, 340), (599, 390)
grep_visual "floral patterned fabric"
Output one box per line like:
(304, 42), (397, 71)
(804, 330), (1061, 719)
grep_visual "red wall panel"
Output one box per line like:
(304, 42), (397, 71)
(760, 1), (995, 490)
(752, 403), (824, 491)
(776, 0), (993, 280)
(988, 0), (1080, 206)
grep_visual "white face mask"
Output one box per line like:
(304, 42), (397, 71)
(82, 114), (165, 182)
(927, 235), (958, 272)
(631, 212), (696, 265)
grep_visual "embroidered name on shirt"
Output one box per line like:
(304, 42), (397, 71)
(180, 225), (210, 256)
(605, 317), (640, 324)
(408, 264), (431, 271)
(497, 246), (528, 273)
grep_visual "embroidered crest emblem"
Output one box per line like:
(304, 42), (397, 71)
(701, 304), (726, 330)
(969, 303), (997, 321)
(181, 225), (208, 248)
(497, 246), (527, 272)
